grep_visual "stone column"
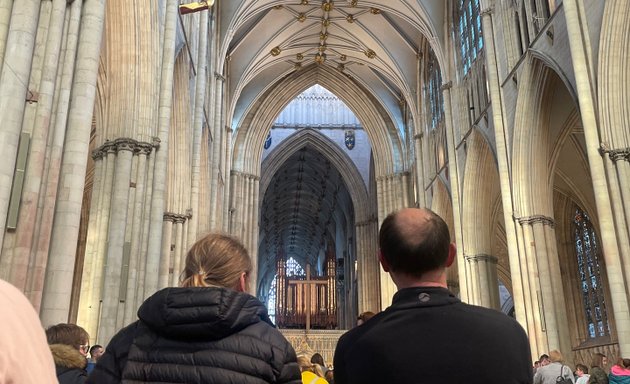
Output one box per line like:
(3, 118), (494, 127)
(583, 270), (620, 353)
(77, 144), (114, 339)
(144, 0), (179, 299)
(600, 148), (630, 286)
(465, 254), (500, 309)
(356, 218), (379, 313)
(516, 215), (571, 356)
(170, 216), (185, 287)
(9, 0), (67, 290)
(40, 0), (106, 326)
(158, 214), (175, 289)
(28, 0), (82, 309)
(209, 74), (224, 231)
(123, 143), (153, 325)
(441, 81), (468, 302)
(98, 139), (135, 344)
(478, 4), (529, 331)
(376, 173), (405, 309)
(0, 0), (40, 251)
(564, 0), (630, 355)
(187, 11), (208, 247)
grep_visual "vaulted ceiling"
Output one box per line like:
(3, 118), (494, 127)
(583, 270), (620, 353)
(217, 1), (447, 295)
(220, 0), (447, 135)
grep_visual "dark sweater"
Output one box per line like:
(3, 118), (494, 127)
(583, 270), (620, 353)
(334, 287), (533, 384)
(88, 287), (301, 384)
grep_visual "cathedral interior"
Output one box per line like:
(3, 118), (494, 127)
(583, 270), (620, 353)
(0, 0), (629, 366)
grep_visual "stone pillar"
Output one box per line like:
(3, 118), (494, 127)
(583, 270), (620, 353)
(464, 254), (500, 309)
(478, 4), (529, 332)
(8, 0), (67, 290)
(144, 0), (179, 299)
(27, 0), (83, 309)
(0, 0), (40, 251)
(356, 218), (379, 313)
(564, 0), (630, 355)
(158, 215), (174, 289)
(122, 143), (153, 325)
(170, 216), (185, 287)
(441, 81), (468, 302)
(516, 215), (571, 356)
(209, 74), (224, 231)
(40, 0), (106, 326)
(376, 173), (405, 309)
(98, 139), (135, 344)
(187, 11), (208, 247)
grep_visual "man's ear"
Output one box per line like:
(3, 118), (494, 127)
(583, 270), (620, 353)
(446, 243), (456, 267)
(237, 272), (249, 292)
(378, 250), (390, 272)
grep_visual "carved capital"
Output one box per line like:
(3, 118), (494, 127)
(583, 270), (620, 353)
(465, 253), (498, 264)
(163, 212), (188, 223)
(480, 6), (494, 17)
(92, 148), (105, 161)
(516, 214), (555, 227)
(113, 138), (136, 153)
(135, 142), (154, 155)
(440, 81), (453, 91)
(215, 72), (226, 81)
(600, 144), (630, 162)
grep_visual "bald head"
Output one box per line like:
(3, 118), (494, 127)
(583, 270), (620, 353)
(379, 208), (451, 278)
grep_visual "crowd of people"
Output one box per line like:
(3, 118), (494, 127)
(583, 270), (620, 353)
(532, 351), (630, 384)
(1, 207), (629, 384)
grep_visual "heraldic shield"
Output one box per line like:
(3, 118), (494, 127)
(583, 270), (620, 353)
(345, 130), (355, 150)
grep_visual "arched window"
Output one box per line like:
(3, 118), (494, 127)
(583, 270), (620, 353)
(425, 48), (444, 131)
(573, 207), (610, 338)
(286, 256), (305, 277)
(267, 277), (277, 324)
(454, 0), (483, 75)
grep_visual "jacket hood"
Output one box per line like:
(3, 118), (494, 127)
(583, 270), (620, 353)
(611, 365), (630, 376)
(138, 287), (272, 341)
(50, 344), (87, 370)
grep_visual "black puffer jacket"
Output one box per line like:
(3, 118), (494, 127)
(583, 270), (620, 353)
(87, 287), (301, 384)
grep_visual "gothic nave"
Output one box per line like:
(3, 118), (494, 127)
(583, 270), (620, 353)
(0, 0), (629, 366)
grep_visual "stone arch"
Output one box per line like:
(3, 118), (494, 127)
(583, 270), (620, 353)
(233, 64), (403, 177)
(260, 129), (369, 222)
(430, 178), (459, 294)
(512, 56), (576, 217)
(460, 128), (501, 308)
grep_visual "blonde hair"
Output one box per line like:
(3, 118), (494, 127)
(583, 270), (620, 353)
(549, 350), (564, 363)
(180, 233), (252, 290)
(297, 355), (325, 377)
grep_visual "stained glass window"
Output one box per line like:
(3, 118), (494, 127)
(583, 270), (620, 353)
(267, 276), (277, 324)
(285, 256), (306, 277)
(455, 0), (483, 75)
(425, 48), (444, 130)
(574, 207), (610, 338)
(267, 257), (305, 324)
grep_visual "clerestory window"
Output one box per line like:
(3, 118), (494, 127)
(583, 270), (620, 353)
(455, 0), (483, 75)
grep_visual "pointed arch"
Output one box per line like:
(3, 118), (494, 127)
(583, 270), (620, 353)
(233, 65), (402, 177)
(261, 129), (369, 222)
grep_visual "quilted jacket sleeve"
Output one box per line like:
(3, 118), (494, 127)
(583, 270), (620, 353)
(277, 339), (302, 384)
(86, 322), (138, 384)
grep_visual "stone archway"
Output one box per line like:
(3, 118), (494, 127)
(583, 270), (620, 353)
(230, 65), (407, 307)
(461, 129), (501, 309)
(258, 128), (379, 324)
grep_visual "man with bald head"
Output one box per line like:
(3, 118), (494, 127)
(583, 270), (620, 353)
(333, 208), (532, 384)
